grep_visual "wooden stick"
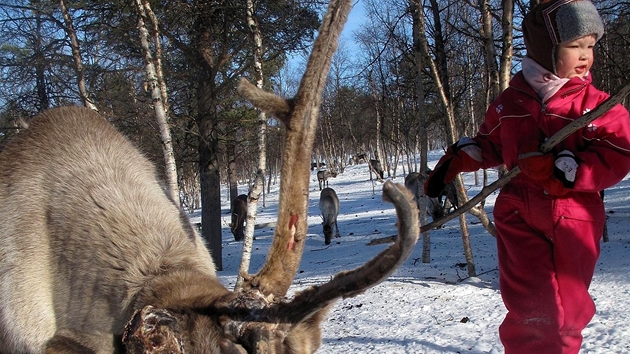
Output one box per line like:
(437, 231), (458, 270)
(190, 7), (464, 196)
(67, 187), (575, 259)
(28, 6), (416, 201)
(368, 80), (630, 246)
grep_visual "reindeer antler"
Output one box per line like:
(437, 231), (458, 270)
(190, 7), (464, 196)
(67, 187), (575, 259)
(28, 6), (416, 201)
(211, 181), (419, 350)
(238, 0), (352, 300)
(270, 181), (419, 324)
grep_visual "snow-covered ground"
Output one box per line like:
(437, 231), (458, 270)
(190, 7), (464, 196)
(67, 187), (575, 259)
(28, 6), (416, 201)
(200, 151), (630, 353)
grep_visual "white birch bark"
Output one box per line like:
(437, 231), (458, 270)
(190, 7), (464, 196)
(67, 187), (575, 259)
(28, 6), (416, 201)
(133, 0), (180, 207)
(235, 0), (267, 290)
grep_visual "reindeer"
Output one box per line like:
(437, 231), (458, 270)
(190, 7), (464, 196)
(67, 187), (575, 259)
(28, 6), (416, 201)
(316, 169), (336, 190)
(230, 194), (248, 241)
(310, 162), (326, 171)
(404, 171), (458, 222)
(349, 153), (366, 165)
(0, 2), (419, 353)
(369, 159), (384, 181)
(319, 188), (341, 245)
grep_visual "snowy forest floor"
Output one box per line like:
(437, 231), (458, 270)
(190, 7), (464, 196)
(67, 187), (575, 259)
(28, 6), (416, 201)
(190, 152), (630, 353)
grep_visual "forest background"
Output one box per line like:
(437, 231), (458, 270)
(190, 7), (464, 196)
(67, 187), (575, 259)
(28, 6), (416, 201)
(1, 0), (629, 272)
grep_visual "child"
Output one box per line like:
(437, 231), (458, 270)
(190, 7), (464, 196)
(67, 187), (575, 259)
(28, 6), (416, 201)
(424, 1), (630, 353)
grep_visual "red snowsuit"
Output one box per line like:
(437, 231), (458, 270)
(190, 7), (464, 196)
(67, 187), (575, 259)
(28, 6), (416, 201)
(471, 72), (630, 354)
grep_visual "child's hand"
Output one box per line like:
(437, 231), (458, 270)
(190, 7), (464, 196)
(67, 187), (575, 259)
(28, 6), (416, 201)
(543, 150), (579, 196)
(517, 141), (554, 181)
(553, 150), (578, 188)
(518, 143), (579, 196)
(424, 138), (481, 198)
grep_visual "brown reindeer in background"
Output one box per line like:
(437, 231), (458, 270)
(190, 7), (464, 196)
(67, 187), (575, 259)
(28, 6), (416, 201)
(318, 187), (341, 245)
(369, 159), (384, 181)
(0, 1), (419, 353)
(316, 169), (337, 190)
(230, 194), (248, 241)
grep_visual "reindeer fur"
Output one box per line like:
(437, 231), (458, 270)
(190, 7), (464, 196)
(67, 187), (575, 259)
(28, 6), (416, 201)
(318, 188), (340, 245)
(231, 194), (248, 241)
(0, 107), (233, 353)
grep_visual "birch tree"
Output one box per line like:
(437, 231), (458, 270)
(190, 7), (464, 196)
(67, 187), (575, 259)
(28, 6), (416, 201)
(59, 0), (97, 111)
(479, 0), (500, 103)
(500, 0), (514, 92)
(418, 0), (478, 274)
(132, 0), (179, 207)
(235, 0), (269, 290)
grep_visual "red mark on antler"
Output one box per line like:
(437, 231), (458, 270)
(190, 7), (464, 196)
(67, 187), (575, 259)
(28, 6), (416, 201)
(287, 214), (298, 251)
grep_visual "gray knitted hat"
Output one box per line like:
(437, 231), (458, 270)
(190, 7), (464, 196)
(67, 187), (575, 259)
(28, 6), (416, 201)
(523, 0), (604, 73)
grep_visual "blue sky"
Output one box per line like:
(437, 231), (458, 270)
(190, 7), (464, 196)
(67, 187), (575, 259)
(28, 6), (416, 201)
(341, 0), (365, 44)
(284, 1), (366, 86)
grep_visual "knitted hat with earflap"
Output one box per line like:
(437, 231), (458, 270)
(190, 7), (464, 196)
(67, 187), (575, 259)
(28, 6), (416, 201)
(522, 0), (604, 74)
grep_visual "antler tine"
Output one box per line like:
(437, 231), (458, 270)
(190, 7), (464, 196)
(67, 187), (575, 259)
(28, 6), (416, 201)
(268, 181), (420, 325)
(237, 78), (293, 125)
(291, 0), (350, 131)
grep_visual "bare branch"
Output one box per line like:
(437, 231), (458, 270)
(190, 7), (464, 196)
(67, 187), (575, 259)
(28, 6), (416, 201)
(367, 80), (630, 246)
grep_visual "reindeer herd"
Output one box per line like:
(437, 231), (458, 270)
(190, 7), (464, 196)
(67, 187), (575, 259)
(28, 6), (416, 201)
(311, 166), (454, 246)
(229, 163), (456, 245)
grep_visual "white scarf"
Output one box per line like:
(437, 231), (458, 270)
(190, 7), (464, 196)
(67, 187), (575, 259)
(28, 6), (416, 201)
(522, 57), (572, 103)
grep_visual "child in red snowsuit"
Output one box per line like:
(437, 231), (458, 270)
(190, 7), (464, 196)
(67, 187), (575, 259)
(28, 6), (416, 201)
(425, 1), (630, 353)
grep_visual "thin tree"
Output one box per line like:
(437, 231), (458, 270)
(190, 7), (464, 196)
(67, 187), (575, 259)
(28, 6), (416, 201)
(33, 1), (50, 111)
(500, 0), (515, 92)
(480, 0), (501, 103)
(410, 0), (431, 264)
(142, 0), (170, 113)
(133, 0), (179, 207)
(235, 0), (269, 290)
(368, 71), (385, 183)
(420, 0), (477, 275)
(58, 0), (97, 111)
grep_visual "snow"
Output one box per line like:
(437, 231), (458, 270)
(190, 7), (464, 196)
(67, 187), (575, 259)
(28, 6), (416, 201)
(202, 151), (630, 353)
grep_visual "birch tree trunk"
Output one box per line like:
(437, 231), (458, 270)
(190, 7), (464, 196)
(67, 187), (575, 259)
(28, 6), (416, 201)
(500, 0), (514, 92)
(235, 0), (267, 290)
(142, 0), (169, 113)
(369, 71), (385, 181)
(480, 0), (500, 104)
(410, 0), (431, 263)
(133, 0), (180, 207)
(59, 0), (97, 111)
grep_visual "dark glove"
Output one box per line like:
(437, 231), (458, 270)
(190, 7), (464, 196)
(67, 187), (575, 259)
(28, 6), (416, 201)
(544, 150), (579, 196)
(424, 138), (481, 198)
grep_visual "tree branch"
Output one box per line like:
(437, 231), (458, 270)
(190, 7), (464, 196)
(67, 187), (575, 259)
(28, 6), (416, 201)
(368, 80), (630, 246)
